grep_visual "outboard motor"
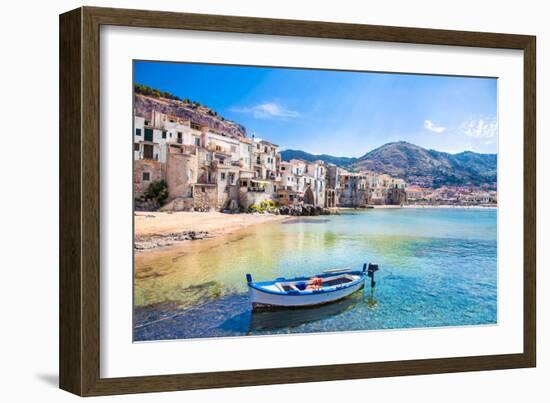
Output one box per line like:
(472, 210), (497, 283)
(367, 263), (379, 288)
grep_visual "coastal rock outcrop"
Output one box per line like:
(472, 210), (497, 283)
(134, 199), (160, 212)
(135, 231), (210, 250)
(277, 204), (331, 216)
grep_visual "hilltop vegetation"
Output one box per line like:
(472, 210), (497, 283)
(134, 84), (183, 101)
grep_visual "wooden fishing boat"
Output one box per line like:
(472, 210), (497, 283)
(246, 263), (379, 311)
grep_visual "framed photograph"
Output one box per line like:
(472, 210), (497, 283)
(59, 6), (536, 396)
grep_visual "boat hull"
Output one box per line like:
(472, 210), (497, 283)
(249, 278), (365, 311)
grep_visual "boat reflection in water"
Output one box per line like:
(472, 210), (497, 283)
(248, 289), (368, 332)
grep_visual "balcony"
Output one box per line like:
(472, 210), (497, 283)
(247, 187), (266, 193)
(206, 143), (231, 156)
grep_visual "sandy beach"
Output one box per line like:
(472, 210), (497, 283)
(134, 211), (289, 250)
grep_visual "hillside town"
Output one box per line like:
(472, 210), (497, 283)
(133, 95), (496, 213)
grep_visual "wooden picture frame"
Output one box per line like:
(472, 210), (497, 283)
(59, 6), (536, 396)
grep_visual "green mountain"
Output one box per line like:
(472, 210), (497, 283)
(280, 149), (357, 168)
(282, 142), (497, 187)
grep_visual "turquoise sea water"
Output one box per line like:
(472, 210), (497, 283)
(134, 208), (497, 341)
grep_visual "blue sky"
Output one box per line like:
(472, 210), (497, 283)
(134, 61), (498, 157)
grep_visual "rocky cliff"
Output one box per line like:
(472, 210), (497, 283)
(134, 93), (246, 139)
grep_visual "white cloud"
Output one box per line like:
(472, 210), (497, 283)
(462, 118), (498, 139)
(232, 102), (299, 119)
(424, 120), (446, 133)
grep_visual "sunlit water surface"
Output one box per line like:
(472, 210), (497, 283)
(134, 208), (497, 341)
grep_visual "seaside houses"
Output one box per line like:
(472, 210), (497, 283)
(403, 185), (497, 206)
(133, 107), (409, 212)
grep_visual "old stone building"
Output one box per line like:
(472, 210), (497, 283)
(338, 172), (370, 207)
(134, 159), (162, 198)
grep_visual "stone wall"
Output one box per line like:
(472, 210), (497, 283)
(386, 187), (407, 205)
(192, 184), (217, 211)
(218, 184), (240, 210)
(339, 189), (369, 207)
(166, 148), (197, 201)
(161, 196), (194, 211)
(134, 159), (162, 198)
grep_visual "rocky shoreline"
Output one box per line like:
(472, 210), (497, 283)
(135, 231), (211, 250)
(275, 204), (333, 216)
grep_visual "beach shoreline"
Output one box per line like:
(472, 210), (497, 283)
(134, 211), (290, 250)
(134, 205), (497, 250)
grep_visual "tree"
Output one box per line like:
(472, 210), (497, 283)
(141, 180), (169, 206)
(134, 84), (182, 101)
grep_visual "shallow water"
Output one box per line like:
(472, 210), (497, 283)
(134, 208), (497, 341)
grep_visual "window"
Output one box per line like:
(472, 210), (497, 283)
(143, 144), (154, 160)
(195, 137), (201, 146)
(144, 128), (154, 142)
(201, 186), (205, 192)
(142, 172), (150, 181)
(228, 173), (235, 185)
(187, 169), (194, 181)
(134, 143), (139, 151)
(162, 131), (167, 139)
(177, 132), (183, 144)
(231, 145), (237, 153)
(135, 128), (141, 136)
(220, 172), (226, 181)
